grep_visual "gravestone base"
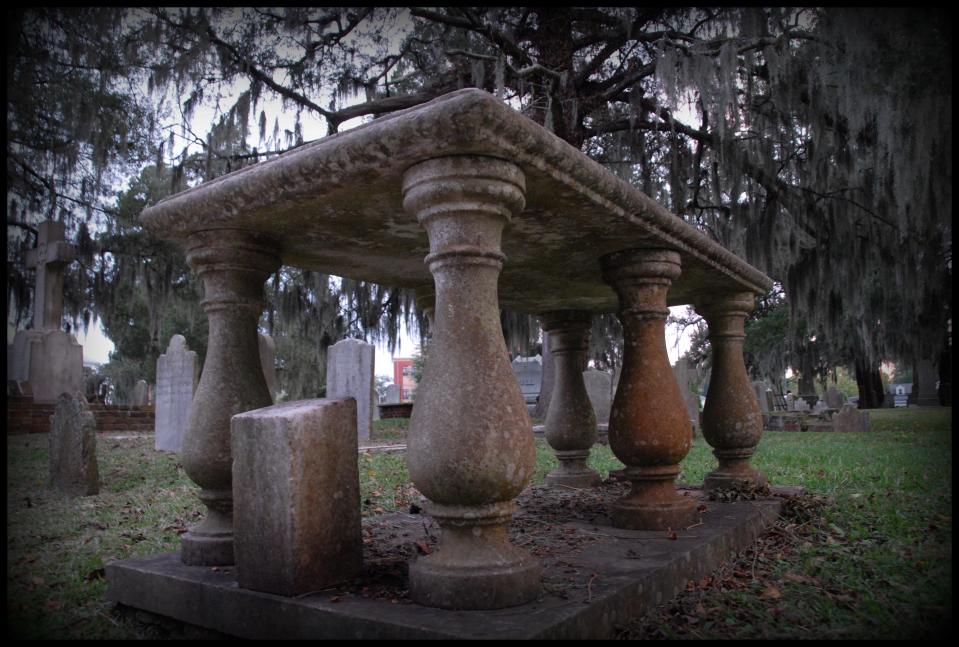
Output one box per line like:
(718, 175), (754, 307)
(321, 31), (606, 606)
(8, 329), (83, 404)
(106, 482), (802, 639)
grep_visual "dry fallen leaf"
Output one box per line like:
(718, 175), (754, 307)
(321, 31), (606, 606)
(761, 585), (782, 600)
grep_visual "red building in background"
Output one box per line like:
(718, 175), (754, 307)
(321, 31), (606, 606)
(392, 357), (417, 401)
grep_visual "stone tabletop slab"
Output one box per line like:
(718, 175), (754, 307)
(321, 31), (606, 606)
(140, 89), (772, 312)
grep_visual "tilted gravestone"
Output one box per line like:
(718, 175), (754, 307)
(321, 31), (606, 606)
(7, 221), (84, 403)
(326, 339), (375, 442)
(824, 387), (844, 410)
(155, 335), (199, 452)
(582, 369), (613, 424)
(258, 333), (280, 403)
(49, 391), (99, 496)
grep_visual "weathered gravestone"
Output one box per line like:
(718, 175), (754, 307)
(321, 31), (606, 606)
(326, 338), (375, 442)
(155, 335), (199, 452)
(49, 392), (99, 496)
(232, 398), (362, 596)
(792, 397), (810, 412)
(582, 369), (613, 424)
(7, 221), (83, 403)
(824, 387), (844, 410)
(511, 355), (543, 410)
(833, 403), (871, 433)
(384, 384), (401, 404)
(258, 333), (280, 403)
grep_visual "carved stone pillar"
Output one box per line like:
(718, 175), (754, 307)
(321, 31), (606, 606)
(180, 230), (281, 566)
(540, 310), (600, 488)
(402, 156), (540, 609)
(600, 248), (696, 530)
(698, 292), (767, 492)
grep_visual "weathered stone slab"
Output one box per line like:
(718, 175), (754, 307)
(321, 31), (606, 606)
(138, 89), (773, 313)
(155, 335), (199, 452)
(231, 398), (362, 596)
(326, 339), (375, 442)
(49, 392), (99, 496)
(258, 333), (279, 403)
(582, 369), (612, 424)
(105, 485), (797, 639)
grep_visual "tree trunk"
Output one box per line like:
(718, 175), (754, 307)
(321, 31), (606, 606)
(533, 332), (555, 419)
(854, 356), (885, 409)
(798, 346), (816, 396)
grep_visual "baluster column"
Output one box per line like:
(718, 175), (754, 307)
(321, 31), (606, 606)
(180, 229), (281, 566)
(600, 248), (697, 530)
(698, 292), (768, 492)
(541, 310), (601, 488)
(401, 156), (540, 609)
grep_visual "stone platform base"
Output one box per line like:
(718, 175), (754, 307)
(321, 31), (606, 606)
(106, 483), (801, 640)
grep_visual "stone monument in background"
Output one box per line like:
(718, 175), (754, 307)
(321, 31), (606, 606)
(7, 220), (84, 403)
(155, 335), (199, 452)
(582, 369), (613, 424)
(326, 338), (375, 442)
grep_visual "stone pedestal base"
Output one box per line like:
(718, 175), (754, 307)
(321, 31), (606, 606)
(105, 484), (801, 639)
(610, 467), (698, 530)
(181, 489), (234, 566)
(409, 502), (541, 610)
(703, 449), (768, 492)
(546, 450), (601, 488)
(7, 329), (83, 404)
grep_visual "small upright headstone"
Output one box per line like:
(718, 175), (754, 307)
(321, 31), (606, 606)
(232, 398), (362, 596)
(384, 384), (401, 404)
(824, 387), (844, 410)
(511, 355), (543, 408)
(833, 403), (871, 433)
(49, 391), (99, 496)
(326, 339), (375, 442)
(259, 333), (280, 403)
(132, 379), (149, 406)
(813, 399), (828, 414)
(784, 393), (796, 410)
(793, 398), (810, 412)
(582, 369), (613, 424)
(155, 335), (199, 452)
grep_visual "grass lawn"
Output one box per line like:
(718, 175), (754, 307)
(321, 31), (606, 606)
(6, 407), (951, 639)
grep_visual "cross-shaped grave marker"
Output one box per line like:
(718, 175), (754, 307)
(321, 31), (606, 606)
(25, 220), (75, 330)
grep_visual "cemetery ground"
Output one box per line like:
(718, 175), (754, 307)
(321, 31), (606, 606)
(7, 408), (951, 640)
